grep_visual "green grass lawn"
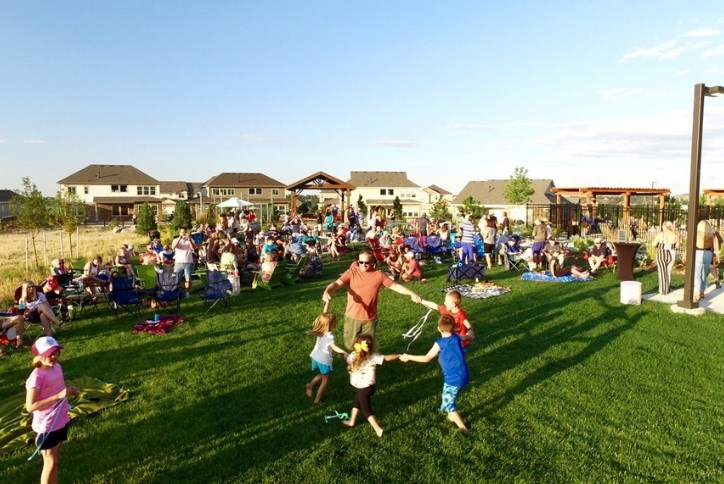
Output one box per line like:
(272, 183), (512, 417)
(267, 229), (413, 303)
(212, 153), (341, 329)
(1, 254), (722, 483)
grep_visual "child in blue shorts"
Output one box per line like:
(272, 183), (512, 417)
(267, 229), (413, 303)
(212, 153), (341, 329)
(401, 314), (469, 431)
(306, 312), (347, 404)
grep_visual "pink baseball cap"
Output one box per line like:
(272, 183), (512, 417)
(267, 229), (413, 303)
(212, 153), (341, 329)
(32, 336), (63, 357)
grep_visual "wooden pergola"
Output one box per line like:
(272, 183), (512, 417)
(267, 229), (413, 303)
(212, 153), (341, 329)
(285, 171), (355, 218)
(551, 186), (671, 228)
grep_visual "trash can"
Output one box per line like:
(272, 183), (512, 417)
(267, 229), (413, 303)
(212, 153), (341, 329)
(620, 281), (642, 305)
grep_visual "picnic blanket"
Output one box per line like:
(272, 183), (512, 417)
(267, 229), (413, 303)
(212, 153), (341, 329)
(442, 283), (510, 300)
(520, 271), (593, 283)
(132, 314), (185, 334)
(0, 376), (129, 455)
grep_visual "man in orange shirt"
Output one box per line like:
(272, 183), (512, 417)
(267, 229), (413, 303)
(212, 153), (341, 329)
(322, 249), (423, 350)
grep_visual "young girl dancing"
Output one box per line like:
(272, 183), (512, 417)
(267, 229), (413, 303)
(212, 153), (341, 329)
(25, 336), (79, 484)
(307, 312), (347, 404)
(343, 334), (399, 437)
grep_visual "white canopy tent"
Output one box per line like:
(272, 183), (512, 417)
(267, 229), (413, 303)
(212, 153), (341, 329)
(216, 197), (254, 209)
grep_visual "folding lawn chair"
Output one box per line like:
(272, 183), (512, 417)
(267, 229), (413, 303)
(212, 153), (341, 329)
(107, 276), (142, 316)
(154, 272), (183, 312)
(402, 235), (425, 258)
(425, 234), (447, 259)
(135, 264), (160, 297)
(202, 270), (233, 313)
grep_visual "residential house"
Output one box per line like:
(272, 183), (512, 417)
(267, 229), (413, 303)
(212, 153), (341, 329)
(421, 184), (454, 213)
(0, 189), (15, 219)
(203, 173), (290, 218)
(347, 171), (424, 221)
(453, 179), (572, 225)
(159, 181), (205, 216)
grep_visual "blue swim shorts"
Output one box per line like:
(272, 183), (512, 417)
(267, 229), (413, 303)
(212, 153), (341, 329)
(311, 358), (332, 375)
(440, 383), (463, 413)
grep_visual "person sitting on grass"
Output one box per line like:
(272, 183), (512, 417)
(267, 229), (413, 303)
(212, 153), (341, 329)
(385, 246), (403, 280)
(306, 312), (348, 405)
(400, 251), (426, 283)
(1, 313), (27, 354)
(550, 257), (590, 279)
(400, 314), (470, 432)
(420, 290), (475, 351)
(588, 238), (608, 274)
(260, 252), (277, 283)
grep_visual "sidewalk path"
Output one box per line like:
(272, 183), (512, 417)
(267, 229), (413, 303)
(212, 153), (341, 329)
(644, 284), (724, 315)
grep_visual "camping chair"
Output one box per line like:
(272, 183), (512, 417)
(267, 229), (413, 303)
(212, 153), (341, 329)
(202, 270), (233, 313)
(154, 272), (183, 312)
(402, 235), (425, 258)
(107, 276), (142, 316)
(136, 264), (160, 297)
(252, 263), (293, 290)
(367, 237), (387, 265)
(425, 234), (447, 259)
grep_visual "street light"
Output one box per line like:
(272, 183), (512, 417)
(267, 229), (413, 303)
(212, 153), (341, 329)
(677, 83), (724, 310)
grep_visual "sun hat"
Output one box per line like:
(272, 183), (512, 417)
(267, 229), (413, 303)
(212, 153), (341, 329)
(32, 336), (62, 357)
(594, 237), (602, 244)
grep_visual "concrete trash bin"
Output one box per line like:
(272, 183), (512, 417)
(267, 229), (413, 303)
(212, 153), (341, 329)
(620, 281), (642, 305)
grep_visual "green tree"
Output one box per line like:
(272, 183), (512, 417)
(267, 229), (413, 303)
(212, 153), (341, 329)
(503, 167), (535, 204)
(48, 190), (87, 259)
(10, 177), (49, 268)
(392, 196), (404, 220)
(297, 194), (319, 214)
(356, 194), (368, 218)
(135, 202), (157, 235)
(457, 196), (485, 220)
(172, 201), (193, 230)
(430, 198), (452, 221)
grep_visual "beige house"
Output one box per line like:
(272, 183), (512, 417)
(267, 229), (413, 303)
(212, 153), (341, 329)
(203, 173), (290, 215)
(346, 171), (425, 219)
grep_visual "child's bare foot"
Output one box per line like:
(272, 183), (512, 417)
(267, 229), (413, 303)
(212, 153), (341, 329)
(375, 428), (384, 438)
(305, 383), (313, 398)
(313, 399), (324, 405)
(342, 420), (354, 427)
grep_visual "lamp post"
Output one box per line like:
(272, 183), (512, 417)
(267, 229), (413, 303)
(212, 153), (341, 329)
(677, 84), (724, 310)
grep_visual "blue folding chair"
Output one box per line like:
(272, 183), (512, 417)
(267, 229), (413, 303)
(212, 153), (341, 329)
(107, 276), (142, 316)
(202, 270), (233, 313)
(154, 272), (182, 312)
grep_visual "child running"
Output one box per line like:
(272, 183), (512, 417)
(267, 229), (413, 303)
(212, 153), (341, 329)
(25, 336), (79, 484)
(306, 312), (347, 404)
(401, 314), (470, 431)
(343, 334), (398, 437)
(420, 290), (475, 351)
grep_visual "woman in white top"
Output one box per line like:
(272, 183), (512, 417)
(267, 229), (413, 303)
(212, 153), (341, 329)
(651, 221), (679, 295)
(18, 281), (61, 335)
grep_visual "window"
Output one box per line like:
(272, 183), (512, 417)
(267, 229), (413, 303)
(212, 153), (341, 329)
(111, 185), (128, 193)
(83, 186), (89, 195)
(249, 188), (262, 195)
(136, 186), (157, 196)
(404, 209), (419, 218)
(212, 188), (235, 196)
(379, 189), (394, 196)
(272, 188), (280, 196)
(67, 186), (76, 195)
(400, 189), (416, 199)
(112, 205), (130, 216)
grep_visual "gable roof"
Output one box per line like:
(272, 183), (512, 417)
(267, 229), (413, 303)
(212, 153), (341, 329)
(204, 173), (286, 187)
(286, 171), (355, 191)
(57, 164), (159, 185)
(0, 189), (15, 203)
(453, 179), (561, 205)
(424, 184), (452, 196)
(347, 171), (419, 188)
(159, 181), (199, 194)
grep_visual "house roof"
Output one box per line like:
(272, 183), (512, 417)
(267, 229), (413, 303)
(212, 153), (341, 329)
(348, 171), (419, 188)
(424, 184), (452, 196)
(0, 189), (15, 203)
(204, 173), (286, 187)
(286, 171), (355, 191)
(92, 196), (163, 204)
(159, 181), (189, 194)
(57, 164), (159, 185)
(453, 179), (563, 205)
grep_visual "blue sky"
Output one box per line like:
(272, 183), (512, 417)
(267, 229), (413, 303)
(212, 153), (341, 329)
(2, 1), (723, 197)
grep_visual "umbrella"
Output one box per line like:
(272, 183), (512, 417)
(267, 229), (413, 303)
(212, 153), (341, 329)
(217, 197), (254, 208)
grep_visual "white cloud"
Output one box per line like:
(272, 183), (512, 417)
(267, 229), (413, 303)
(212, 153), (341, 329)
(681, 28), (721, 37)
(599, 88), (646, 100)
(376, 140), (417, 148)
(619, 40), (683, 62)
(21, 139), (46, 144)
(702, 44), (724, 58)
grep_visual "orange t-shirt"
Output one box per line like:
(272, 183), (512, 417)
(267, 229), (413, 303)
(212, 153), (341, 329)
(438, 305), (470, 347)
(340, 267), (394, 321)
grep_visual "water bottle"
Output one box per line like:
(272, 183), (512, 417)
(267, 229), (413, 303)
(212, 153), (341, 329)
(154, 311), (160, 322)
(67, 305), (75, 321)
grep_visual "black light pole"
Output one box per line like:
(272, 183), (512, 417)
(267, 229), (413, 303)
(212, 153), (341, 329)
(677, 84), (724, 309)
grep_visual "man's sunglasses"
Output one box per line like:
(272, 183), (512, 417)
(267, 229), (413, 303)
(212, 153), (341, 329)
(358, 261), (373, 266)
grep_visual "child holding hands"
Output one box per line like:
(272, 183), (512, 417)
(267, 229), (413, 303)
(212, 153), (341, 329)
(307, 312), (347, 404)
(25, 336), (79, 484)
(420, 290), (475, 351)
(401, 314), (470, 431)
(343, 334), (398, 437)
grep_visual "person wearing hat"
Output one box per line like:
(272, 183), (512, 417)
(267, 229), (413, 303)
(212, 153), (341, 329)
(531, 219), (548, 268)
(588, 238), (608, 274)
(542, 236), (564, 270)
(25, 336), (78, 483)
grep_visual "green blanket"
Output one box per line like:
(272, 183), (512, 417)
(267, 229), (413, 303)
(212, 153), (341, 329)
(0, 376), (129, 455)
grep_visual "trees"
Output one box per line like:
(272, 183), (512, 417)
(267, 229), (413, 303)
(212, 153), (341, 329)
(172, 201), (193, 230)
(392, 196), (404, 221)
(430, 198), (452, 221)
(457, 196), (485, 220)
(503, 167), (535, 204)
(10, 178), (49, 268)
(135, 203), (157, 235)
(48, 190), (87, 259)
(356, 194), (368, 218)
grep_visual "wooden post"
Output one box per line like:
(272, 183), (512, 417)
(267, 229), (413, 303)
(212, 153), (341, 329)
(25, 237), (30, 272)
(43, 230), (48, 267)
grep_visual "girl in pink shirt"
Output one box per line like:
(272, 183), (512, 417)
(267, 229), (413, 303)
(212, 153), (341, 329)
(25, 336), (78, 484)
